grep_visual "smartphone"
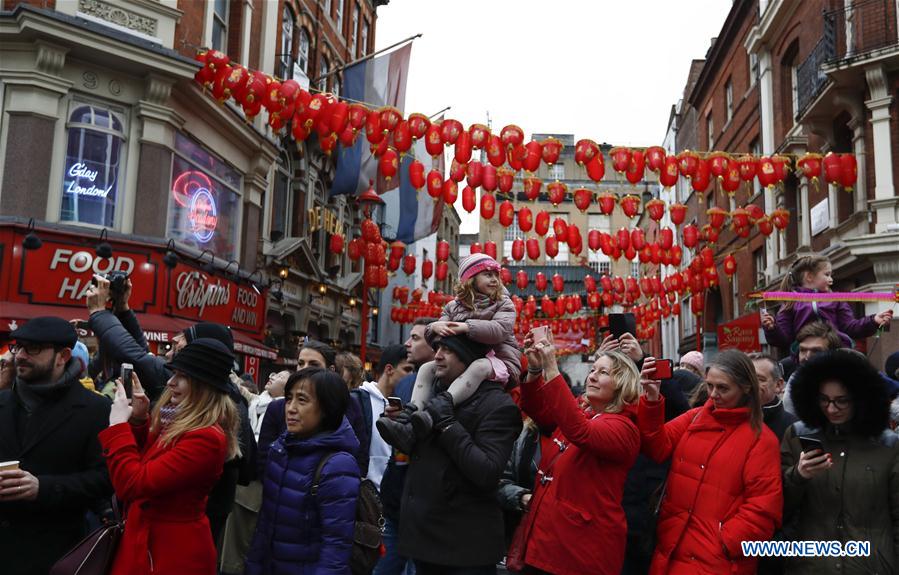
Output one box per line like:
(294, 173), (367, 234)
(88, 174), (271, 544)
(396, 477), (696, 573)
(798, 436), (824, 453)
(653, 359), (674, 380)
(609, 313), (637, 340)
(121, 363), (134, 399)
(387, 397), (403, 409)
(532, 325), (549, 342)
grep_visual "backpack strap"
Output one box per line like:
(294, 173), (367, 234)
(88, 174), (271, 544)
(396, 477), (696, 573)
(311, 452), (337, 497)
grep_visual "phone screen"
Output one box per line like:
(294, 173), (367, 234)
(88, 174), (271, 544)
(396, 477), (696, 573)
(387, 397), (403, 409)
(532, 325), (549, 342)
(798, 436), (824, 453)
(609, 313), (637, 340)
(121, 363), (133, 399)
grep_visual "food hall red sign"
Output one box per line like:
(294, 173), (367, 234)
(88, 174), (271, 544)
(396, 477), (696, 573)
(717, 313), (761, 352)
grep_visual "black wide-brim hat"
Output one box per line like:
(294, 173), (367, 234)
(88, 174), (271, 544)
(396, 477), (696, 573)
(166, 338), (234, 393)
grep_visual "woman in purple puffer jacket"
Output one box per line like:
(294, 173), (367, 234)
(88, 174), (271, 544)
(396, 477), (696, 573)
(245, 368), (359, 575)
(760, 254), (892, 353)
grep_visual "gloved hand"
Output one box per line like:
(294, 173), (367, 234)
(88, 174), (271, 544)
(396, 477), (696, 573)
(425, 391), (456, 432)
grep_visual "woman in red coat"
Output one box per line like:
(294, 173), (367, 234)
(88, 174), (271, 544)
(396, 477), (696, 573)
(99, 338), (241, 575)
(638, 349), (783, 575)
(515, 329), (642, 575)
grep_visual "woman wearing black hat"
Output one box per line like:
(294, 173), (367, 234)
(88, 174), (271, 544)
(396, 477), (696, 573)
(781, 350), (899, 575)
(98, 338), (241, 575)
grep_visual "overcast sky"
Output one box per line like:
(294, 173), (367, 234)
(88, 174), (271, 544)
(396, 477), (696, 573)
(374, 0), (735, 232)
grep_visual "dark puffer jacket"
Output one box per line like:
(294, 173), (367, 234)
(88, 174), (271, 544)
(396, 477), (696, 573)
(245, 417), (360, 575)
(781, 351), (899, 575)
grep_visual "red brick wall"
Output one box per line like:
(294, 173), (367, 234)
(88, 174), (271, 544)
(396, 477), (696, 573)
(227, 0), (243, 60)
(175, 0), (205, 59)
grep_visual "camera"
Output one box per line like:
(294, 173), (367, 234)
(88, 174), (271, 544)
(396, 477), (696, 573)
(92, 271), (129, 299)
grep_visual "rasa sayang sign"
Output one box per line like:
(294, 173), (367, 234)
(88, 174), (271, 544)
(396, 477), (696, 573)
(717, 313), (761, 352)
(166, 263), (265, 334)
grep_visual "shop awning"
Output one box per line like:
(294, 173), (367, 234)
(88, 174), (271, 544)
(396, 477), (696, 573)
(0, 302), (277, 359)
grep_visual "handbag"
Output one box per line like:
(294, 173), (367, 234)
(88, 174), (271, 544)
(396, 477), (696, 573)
(50, 498), (124, 575)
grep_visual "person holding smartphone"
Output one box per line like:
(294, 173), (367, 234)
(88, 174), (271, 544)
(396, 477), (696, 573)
(513, 328), (641, 575)
(780, 350), (899, 575)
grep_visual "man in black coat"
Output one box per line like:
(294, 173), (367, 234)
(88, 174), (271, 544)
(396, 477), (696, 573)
(750, 352), (797, 441)
(0, 317), (112, 575)
(395, 334), (522, 574)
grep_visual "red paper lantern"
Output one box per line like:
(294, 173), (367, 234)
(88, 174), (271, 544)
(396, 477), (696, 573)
(573, 188), (593, 213)
(499, 200), (515, 227)
(659, 227), (674, 250)
(484, 241), (497, 260)
(426, 170), (443, 199)
(659, 155), (679, 188)
(425, 123), (443, 157)
(541, 137), (563, 166)
(422, 259), (433, 279)
(501, 267), (513, 286)
(437, 240), (450, 262)
(630, 228), (645, 251)
(646, 199), (666, 221)
(552, 218), (568, 239)
(609, 147), (631, 174)
(584, 275), (596, 293)
(516, 270), (529, 290)
(541, 296), (555, 318)
(839, 154), (857, 191)
(378, 147), (399, 180)
(545, 235), (559, 259)
(721, 166), (741, 195)
(771, 208), (790, 230)
(567, 224), (581, 248)
(348, 237), (363, 261)
(443, 179), (458, 205)
(462, 186), (476, 213)
(500, 125), (524, 149)
(523, 177), (542, 201)
(535, 211), (550, 237)
(482, 164), (498, 192)
(552, 273), (564, 292)
(535, 272), (548, 292)
(797, 153), (823, 185)
(361, 219), (380, 243)
(407, 112), (430, 139)
(511, 238), (525, 261)
(691, 159), (711, 193)
(757, 156), (778, 188)
(497, 168), (515, 194)
(616, 227), (631, 252)
(467, 161), (483, 189)
(403, 254), (416, 275)
(683, 224), (699, 248)
(588, 229), (601, 251)
(702, 224), (720, 244)
(440, 119), (463, 145)
(708, 151), (731, 180)
(392, 120), (412, 155)
(408, 159), (425, 189)
(575, 139), (600, 166)
(436, 261), (448, 281)
(670, 245), (683, 266)
(585, 156), (605, 182)
(677, 150), (700, 178)
(707, 207), (729, 230)
(485, 134), (505, 167)
(523, 140), (543, 172)
(756, 215), (774, 236)
(526, 238), (541, 260)
(547, 181), (567, 206)
(470, 242), (482, 254)
(597, 193), (616, 215)
(620, 195), (640, 218)
(518, 206), (533, 233)
(625, 150), (645, 184)
(480, 193), (496, 220)
(669, 203), (687, 226)
(731, 207), (750, 229)
(329, 234), (344, 255)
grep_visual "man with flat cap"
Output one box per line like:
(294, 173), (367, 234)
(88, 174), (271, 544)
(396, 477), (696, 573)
(0, 316), (112, 574)
(392, 334), (522, 575)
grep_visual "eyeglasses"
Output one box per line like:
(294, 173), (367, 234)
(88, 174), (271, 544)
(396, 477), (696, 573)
(818, 395), (851, 410)
(10, 343), (56, 356)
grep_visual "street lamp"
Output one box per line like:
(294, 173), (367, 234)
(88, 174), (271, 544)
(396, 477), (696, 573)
(356, 180), (385, 366)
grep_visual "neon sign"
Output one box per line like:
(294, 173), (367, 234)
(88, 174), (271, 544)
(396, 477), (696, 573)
(65, 162), (113, 198)
(189, 188), (218, 242)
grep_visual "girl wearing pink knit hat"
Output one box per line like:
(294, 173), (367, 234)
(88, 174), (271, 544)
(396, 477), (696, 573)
(378, 253), (521, 444)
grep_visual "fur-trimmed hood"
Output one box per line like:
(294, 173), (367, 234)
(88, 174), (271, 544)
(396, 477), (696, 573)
(789, 350), (891, 438)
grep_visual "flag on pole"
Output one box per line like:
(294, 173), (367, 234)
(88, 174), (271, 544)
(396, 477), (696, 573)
(331, 43), (412, 197)
(387, 135), (444, 243)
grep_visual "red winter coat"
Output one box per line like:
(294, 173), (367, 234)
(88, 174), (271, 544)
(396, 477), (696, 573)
(99, 421), (227, 575)
(518, 373), (640, 575)
(638, 397), (782, 575)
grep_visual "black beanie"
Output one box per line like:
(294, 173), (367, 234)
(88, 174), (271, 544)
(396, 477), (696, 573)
(184, 322), (234, 352)
(433, 334), (489, 366)
(166, 338), (234, 393)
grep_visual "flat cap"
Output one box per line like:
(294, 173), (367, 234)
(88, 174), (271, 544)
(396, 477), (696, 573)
(10, 316), (78, 348)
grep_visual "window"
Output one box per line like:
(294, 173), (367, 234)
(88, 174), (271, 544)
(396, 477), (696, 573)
(504, 213), (524, 241)
(706, 113), (714, 150)
(319, 57), (329, 91)
(551, 163), (565, 180)
(323, 0), (332, 17)
(332, 76), (340, 98)
(60, 104), (127, 228)
(753, 246), (767, 288)
(335, 0), (343, 34)
(725, 78), (733, 123)
(168, 133), (242, 260)
(631, 261), (640, 279)
(351, 5), (360, 57)
(361, 19), (370, 56)
(749, 52), (759, 86)
(298, 29), (310, 73)
(682, 296), (696, 336)
(731, 271), (740, 319)
(270, 155), (291, 242)
(212, 0), (228, 52)
(790, 63), (799, 120)
(750, 138), (762, 197)
(281, 6), (294, 57)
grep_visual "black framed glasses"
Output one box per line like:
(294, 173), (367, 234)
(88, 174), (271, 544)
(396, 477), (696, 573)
(10, 343), (54, 356)
(818, 395), (852, 410)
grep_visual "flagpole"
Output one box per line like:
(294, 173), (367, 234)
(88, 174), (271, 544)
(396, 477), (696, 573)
(312, 33), (422, 84)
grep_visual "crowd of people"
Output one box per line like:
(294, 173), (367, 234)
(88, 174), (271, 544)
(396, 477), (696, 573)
(0, 252), (897, 575)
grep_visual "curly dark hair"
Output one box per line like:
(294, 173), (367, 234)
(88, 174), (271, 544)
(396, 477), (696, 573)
(789, 350), (891, 438)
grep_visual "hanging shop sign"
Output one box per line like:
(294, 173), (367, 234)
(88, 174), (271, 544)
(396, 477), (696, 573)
(717, 313), (761, 353)
(167, 262), (266, 333)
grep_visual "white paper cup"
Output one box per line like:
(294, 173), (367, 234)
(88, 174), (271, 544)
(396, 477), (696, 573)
(0, 460), (20, 471)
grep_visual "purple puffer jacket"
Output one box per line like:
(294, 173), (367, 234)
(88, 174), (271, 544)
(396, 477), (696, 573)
(426, 288), (522, 385)
(245, 417), (360, 575)
(765, 286), (878, 352)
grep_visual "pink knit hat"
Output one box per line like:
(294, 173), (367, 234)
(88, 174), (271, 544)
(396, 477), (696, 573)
(459, 253), (500, 282)
(679, 351), (704, 373)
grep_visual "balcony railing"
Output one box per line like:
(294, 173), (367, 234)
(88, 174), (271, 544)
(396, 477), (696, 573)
(796, 0), (897, 116)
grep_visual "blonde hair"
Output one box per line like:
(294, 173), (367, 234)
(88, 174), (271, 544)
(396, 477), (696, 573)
(453, 276), (501, 310)
(779, 253), (831, 311)
(592, 351), (641, 414)
(151, 379), (241, 460)
(335, 352), (363, 389)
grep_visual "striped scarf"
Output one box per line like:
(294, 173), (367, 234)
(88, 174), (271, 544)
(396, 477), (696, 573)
(158, 403), (180, 430)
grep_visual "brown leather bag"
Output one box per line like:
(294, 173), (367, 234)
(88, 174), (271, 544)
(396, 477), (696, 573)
(49, 498), (124, 575)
